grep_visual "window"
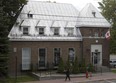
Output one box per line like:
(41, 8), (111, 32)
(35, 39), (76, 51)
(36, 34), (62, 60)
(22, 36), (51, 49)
(22, 48), (31, 70)
(92, 11), (96, 17)
(69, 48), (75, 62)
(89, 29), (93, 37)
(23, 27), (29, 35)
(67, 28), (74, 36)
(100, 29), (105, 37)
(39, 27), (44, 35)
(54, 28), (59, 35)
(27, 14), (33, 18)
(94, 32), (98, 37)
(54, 48), (60, 66)
(94, 29), (99, 37)
(39, 48), (46, 67)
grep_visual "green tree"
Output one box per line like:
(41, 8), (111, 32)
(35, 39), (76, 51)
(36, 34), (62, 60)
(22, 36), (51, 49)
(72, 56), (79, 74)
(0, 6), (9, 82)
(2, 0), (27, 31)
(79, 59), (86, 73)
(0, 0), (26, 81)
(57, 57), (64, 73)
(98, 0), (116, 54)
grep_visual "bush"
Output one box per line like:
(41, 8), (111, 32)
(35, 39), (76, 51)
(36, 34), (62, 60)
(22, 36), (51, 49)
(79, 59), (86, 73)
(87, 63), (94, 72)
(57, 57), (64, 73)
(72, 56), (79, 74)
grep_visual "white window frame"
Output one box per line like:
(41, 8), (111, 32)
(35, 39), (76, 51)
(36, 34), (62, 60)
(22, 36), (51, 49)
(38, 48), (47, 68)
(65, 27), (74, 36)
(94, 32), (98, 37)
(39, 27), (45, 35)
(22, 48), (31, 70)
(23, 27), (29, 35)
(68, 48), (75, 62)
(53, 48), (61, 66)
(27, 14), (33, 18)
(54, 28), (59, 36)
(68, 28), (74, 36)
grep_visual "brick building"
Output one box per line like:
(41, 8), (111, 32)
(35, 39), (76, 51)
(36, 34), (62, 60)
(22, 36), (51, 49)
(8, 1), (111, 75)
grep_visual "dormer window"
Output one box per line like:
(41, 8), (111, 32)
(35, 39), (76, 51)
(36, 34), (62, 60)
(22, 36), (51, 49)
(39, 27), (45, 35)
(23, 27), (29, 35)
(27, 14), (33, 18)
(92, 11), (96, 17)
(54, 28), (59, 35)
(65, 27), (74, 36)
(68, 28), (74, 36)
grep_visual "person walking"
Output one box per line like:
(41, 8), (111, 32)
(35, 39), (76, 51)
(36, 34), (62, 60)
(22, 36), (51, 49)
(65, 68), (70, 81)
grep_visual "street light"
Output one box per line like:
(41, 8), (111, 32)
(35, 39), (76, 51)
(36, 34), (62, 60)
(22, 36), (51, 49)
(13, 48), (17, 83)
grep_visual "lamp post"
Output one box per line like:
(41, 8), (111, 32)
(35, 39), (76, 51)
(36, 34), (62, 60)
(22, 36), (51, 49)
(14, 48), (17, 83)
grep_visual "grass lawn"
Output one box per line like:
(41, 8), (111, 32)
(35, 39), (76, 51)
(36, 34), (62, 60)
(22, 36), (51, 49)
(7, 74), (39, 83)
(111, 69), (116, 73)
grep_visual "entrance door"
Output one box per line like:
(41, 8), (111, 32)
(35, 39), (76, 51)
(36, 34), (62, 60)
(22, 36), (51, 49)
(92, 50), (100, 65)
(91, 45), (102, 66)
(38, 48), (46, 68)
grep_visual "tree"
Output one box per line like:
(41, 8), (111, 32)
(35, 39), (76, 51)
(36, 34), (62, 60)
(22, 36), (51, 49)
(79, 59), (86, 73)
(2, 0), (27, 31)
(98, 0), (116, 54)
(72, 56), (79, 74)
(0, 0), (27, 81)
(0, 6), (9, 82)
(57, 57), (64, 73)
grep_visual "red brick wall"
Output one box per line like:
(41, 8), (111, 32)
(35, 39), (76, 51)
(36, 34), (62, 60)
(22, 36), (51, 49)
(80, 27), (110, 66)
(9, 41), (81, 75)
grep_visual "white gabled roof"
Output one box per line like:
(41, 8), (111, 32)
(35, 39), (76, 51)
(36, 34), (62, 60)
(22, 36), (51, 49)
(77, 3), (111, 28)
(8, 2), (111, 41)
(9, 1), (82, 41)
(22, 1), (79, 17)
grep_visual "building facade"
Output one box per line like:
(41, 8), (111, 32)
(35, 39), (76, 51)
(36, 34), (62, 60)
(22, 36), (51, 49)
(8, 1), (111, 75)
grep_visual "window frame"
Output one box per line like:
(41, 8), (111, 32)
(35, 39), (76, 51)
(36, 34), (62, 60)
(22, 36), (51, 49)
(68, 48), (75, 63)
(54, 27), (60, 36)
(53, 48), (61, 66)
(27, 14), (33, 18)
(65, 27), (74, 36)
(39, 27), (45, 35)
(22, 48), (31, 70)
(38, 48), (47, 68)
(23, 27), (29, 35)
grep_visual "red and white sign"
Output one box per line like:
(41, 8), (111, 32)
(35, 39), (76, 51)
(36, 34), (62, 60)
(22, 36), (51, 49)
(105, 30), (110, 40)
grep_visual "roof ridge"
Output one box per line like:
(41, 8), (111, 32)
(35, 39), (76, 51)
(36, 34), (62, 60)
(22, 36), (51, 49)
(28, 0), (73, 5)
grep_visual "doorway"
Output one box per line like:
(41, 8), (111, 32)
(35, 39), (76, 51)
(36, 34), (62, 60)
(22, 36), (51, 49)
(92, 50), (100, 65)
(91, 45), (102, 66)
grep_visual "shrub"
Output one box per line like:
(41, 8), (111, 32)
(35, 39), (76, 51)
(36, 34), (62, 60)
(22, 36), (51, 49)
(72, 56), (79, 74)
(57, 57), (64, 73)
(79, 59), (86, 73)
(87, 63), (94, 72)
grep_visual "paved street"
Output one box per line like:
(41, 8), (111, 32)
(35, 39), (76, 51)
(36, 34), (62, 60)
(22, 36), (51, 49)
(21, 72), (116, 83)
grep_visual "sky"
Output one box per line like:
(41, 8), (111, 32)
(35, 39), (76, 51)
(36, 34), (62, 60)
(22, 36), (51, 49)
(29, 0), (102, 11)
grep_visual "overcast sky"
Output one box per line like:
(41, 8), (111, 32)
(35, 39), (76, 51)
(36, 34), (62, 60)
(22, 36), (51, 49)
(29, 0), (102, 10)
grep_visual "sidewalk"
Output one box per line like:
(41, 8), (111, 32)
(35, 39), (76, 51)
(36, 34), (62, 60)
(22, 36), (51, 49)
(21, 72), (116, 83)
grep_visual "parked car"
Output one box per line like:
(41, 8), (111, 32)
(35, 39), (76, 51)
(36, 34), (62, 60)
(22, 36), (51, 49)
(110, 60), (116, 68)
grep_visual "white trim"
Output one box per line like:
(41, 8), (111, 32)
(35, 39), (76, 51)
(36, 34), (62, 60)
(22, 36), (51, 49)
(83, 37), (105, 39)
(9, 38), (82, 41)
(53, 48), (61, 66)
(91, 44), (102, 66)
(22, 48), (31, 70)
(68, 47), (75, 62)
